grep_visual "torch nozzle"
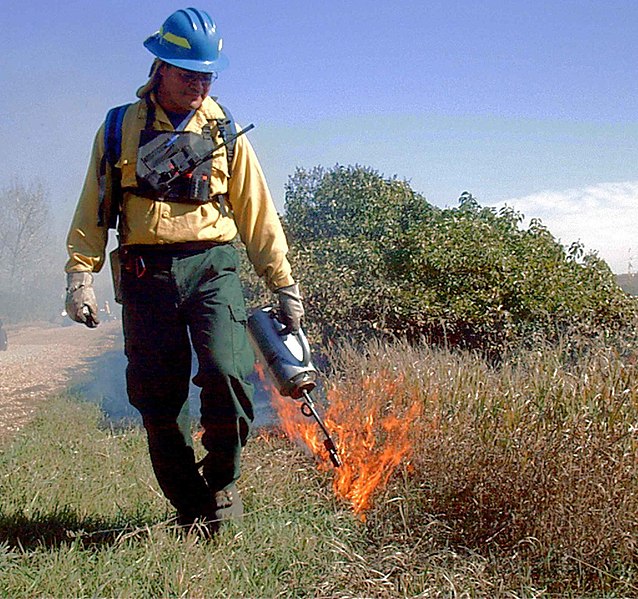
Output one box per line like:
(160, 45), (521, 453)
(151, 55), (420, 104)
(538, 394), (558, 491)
(301, 390), (342, 468)
(324, 439), (343, 468)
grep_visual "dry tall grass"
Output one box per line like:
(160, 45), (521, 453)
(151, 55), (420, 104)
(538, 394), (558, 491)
(323, 335), (638, 595)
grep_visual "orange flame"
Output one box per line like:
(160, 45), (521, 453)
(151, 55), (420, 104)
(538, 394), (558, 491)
(255, 362), (423, 518)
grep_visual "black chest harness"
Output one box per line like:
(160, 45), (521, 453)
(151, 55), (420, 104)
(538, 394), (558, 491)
(97, 99), (252, 229)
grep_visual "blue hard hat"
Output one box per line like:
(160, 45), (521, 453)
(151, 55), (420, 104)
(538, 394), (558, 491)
(143, 8), (229, 73)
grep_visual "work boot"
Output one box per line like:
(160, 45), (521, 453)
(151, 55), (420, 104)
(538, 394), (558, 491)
(175, 487), (242, 538)
(174, 506), (219, 538)
(213, 483), (243, 522)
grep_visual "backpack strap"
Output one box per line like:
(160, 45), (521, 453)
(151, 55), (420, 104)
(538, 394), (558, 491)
(214, 103), (238, 177)
(97, 103), (132, 229)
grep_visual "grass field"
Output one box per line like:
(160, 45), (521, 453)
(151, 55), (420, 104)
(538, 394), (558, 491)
(0, 335), (636, 597)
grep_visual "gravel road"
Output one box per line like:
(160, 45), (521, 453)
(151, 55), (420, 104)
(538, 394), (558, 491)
(0, 320), (121, 442)
(0, 317), (280, 444)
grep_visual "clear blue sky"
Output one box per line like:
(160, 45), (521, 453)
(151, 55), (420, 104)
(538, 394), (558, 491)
(1, 0), (636, 271)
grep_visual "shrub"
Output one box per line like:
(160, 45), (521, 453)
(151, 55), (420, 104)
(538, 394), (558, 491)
(282, 165), (638, 353)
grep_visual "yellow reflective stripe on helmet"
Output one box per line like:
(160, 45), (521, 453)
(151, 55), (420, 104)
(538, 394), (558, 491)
(160, 27), (192, 49)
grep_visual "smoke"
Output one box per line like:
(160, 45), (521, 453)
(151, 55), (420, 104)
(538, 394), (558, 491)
(71, 329), (276, 429)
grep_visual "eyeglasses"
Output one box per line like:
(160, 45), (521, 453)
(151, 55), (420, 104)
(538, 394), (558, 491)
(172, 67), (218, 86)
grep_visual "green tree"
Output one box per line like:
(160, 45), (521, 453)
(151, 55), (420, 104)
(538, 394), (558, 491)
(283, 166), (637, 352)
(284, 165), (434, 344)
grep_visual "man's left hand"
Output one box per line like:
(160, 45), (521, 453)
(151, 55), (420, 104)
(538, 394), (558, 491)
(277, 283), (304, 334)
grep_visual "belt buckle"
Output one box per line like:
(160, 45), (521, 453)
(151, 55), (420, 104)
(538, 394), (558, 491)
(135, 256), (146, 278)
(121, 249), (147, 278)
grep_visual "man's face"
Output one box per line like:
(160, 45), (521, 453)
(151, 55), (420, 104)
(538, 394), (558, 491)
(157, 64), (215, 113)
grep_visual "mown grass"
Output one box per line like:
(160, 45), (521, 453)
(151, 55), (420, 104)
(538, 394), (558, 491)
(0, 334), (637, 597)
(0, 396), (365, 598)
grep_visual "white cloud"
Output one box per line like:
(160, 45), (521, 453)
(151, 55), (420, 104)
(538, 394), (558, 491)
(489, 181), (638, 274)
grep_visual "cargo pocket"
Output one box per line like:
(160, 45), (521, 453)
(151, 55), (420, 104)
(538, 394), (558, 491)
(229, 301), (247, 324)
(229, 302), (254, 379)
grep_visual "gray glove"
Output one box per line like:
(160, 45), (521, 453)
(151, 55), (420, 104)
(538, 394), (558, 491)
(277, 283), (304, 335)
(65, 272), (100, 328)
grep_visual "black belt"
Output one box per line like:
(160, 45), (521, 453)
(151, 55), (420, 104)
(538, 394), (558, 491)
(124, 240), (230, 255)
(120, 241), (230, 277)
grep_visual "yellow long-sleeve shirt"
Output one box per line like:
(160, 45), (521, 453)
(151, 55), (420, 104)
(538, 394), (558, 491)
(65, 95), (294, 291)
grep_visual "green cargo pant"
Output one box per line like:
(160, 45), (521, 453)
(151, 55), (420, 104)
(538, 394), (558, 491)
(121, 243), (255, 520)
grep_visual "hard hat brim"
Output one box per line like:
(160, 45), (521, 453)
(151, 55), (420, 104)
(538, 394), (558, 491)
(143, 36), (229, 73)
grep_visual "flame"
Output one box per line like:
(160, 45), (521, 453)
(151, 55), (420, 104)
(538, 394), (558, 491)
(324, 372), (422, 517)
(255, 362), (423, 518)
(254, 362), (322, 455)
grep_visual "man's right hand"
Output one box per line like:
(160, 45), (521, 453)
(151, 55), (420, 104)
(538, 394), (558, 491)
(65, 272), (100, 328)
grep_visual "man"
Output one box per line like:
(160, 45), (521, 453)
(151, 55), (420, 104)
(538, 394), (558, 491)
(64, 8), (304, 531)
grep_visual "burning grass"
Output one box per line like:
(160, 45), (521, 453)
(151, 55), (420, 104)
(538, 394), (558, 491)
(264, 336), (638, 595)
(260, 362), (423, 517)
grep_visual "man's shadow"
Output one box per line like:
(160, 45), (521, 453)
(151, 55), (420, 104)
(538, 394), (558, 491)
(0, 507), (149, 549)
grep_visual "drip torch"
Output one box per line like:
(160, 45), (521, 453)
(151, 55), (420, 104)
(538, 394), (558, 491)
(247, 307), (342, 468)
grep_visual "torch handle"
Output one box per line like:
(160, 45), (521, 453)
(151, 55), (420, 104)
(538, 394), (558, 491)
(271, 308), (312, 367)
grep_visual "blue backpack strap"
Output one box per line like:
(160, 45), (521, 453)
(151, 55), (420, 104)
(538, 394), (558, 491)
(98, 103), (131, 228)
(215, 103), (238, 176)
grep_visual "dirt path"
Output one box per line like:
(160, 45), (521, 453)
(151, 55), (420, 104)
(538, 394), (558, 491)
(0, 321), (121, 442)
